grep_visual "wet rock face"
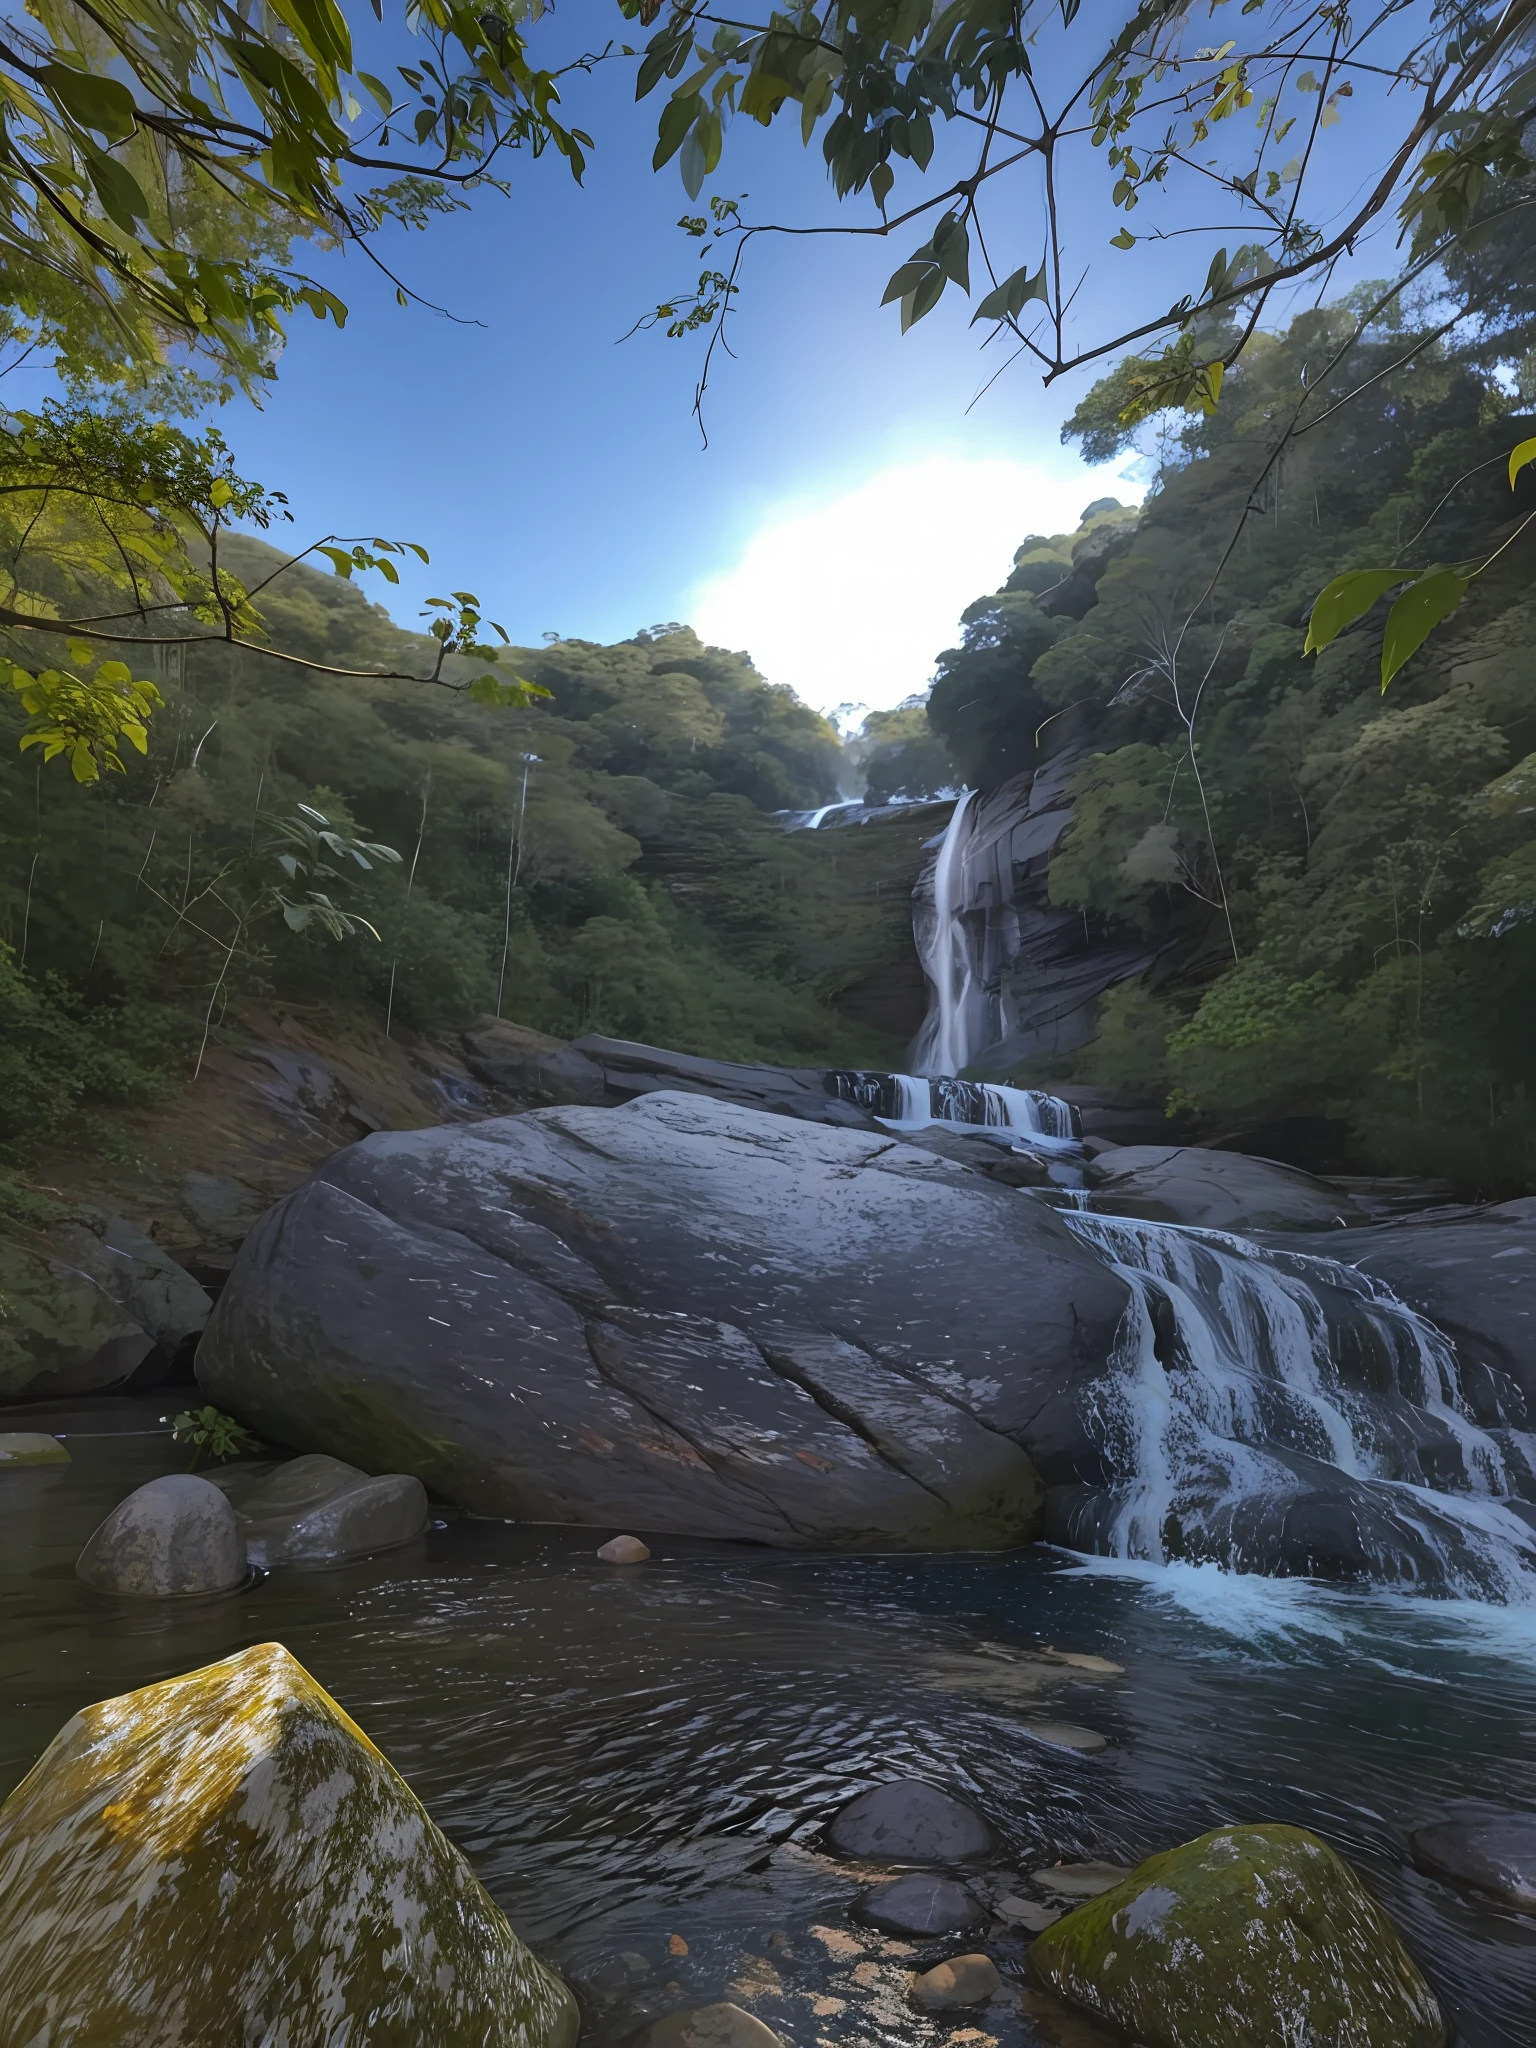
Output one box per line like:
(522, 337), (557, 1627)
(1411, 1815), (1536, 1911)
(1088, 1145), (1366, 1233)
(827, 1781), (993, 1863)
(1026, 1822), (1446, 2048)
(75, 1473), (246, 1597)
(198, 1092), (1130, 1549)
(0, 1641), (577, 2048)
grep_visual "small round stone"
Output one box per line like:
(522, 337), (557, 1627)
(854, 1875), (985, 1937)
(911, 1955), (1002, 2011)
(827, 1779), (993, 1862)
(597, 1534), (651, 1564)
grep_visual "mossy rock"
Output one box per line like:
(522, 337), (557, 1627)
(0, 1641), (578, 2047)
(1026, 1822), (1445, 2048)
(0, 1431), (69, 1465)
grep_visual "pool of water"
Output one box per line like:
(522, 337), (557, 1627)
(4, 1397), (1536, 2045)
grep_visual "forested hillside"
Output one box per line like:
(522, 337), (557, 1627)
(0, 543), (939, 1203)
(918, 235), (1536, 1188)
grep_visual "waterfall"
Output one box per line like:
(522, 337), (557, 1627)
(1060, 1209), (1536, 1602)
(912, 789), (988, 1077)
(826, 1071), (1081, 1151)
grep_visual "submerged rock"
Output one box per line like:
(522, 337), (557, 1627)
(1033, 1862), (1133, 1898)
(854, 1874), (985, 1936)
(828, 1780), (993, 1863)
(1026, 1822), (1446, 2048)
(0, 1432), (69, 1465)
(639, 2005), (785, 2048)
(910, 1954), (1001, 2011)
(232, 1453), (428, 1568)
(1411, 1814), (1536, 1911)
(0, 1641), (578, 2048)
(198, 1092), (1119, 1549)
(76, 1473), (246, 1597)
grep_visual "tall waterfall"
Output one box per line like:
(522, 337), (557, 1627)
(912, 789), (989, 1077)
(1060, 1209), (1536, 1602)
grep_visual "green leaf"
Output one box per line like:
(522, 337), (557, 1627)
(82, 149), (151, 234)
(932, 212), (969, 291)
(870, 162), (894, 209)
(358, 70), (394, 114)
(39, 64), (138, 143)
(1110, 228), (1136, 249)
(1510, 436), (1536, 490)
(1380, 568), (1468, 690)
(972, 261), (1047, 325)
(1303, 568), (1406, 656)
(902, 264), (947, 331)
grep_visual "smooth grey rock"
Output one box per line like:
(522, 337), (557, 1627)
(198, 1092), (1122, 1550)
(234, 1454), (427, 1567)
(1088, 1146), (1366, 1232)
(910, 1955), (1002, 2011)
(597, 1534), (650, 1563)
(828, 1780), (993, 1863)
(1411, 1816), (1536, 1910)
(639, 2006), (785, 2048)
(854, 1875), (985, 1936)
(77, 1474), (246, 1596)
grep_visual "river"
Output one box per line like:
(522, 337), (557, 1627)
(4, 1395), (1535, 2044)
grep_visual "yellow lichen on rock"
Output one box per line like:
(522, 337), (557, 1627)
(0, 1640), (579, 2048)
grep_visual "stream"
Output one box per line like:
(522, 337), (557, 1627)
(5, 1396), (1536, 2045)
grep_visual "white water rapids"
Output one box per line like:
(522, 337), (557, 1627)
(1061, 1209), (1536, 1603)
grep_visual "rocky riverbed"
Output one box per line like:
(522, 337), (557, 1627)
(2, 1399), (1535, 2044)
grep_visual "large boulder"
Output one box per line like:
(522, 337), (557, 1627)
(0, 1641), (577, 2047)
(197, 1092), (1129, 1549)
(76, 1474), (247, 1597)
(1088, 1146), (1366, 1232)
(1026, 1823), (1446, 2048)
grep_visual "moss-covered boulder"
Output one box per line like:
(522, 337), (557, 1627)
(1026, 1822), (1445, 2048)
(0, 1641), (578, 2048)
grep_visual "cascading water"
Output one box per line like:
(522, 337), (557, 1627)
(912, 789), (988, 1078)
(827, 1070), (1081, 1151)
(1059, 1207), (1536, 1603)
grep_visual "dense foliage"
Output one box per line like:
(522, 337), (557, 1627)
(0, 544), (929, 1180)
(918, 254), (1536, 1188)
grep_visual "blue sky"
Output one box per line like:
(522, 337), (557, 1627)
(141, 10), (1412, 713)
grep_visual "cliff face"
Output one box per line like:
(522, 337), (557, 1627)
(909, 749), (1176, 1077)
